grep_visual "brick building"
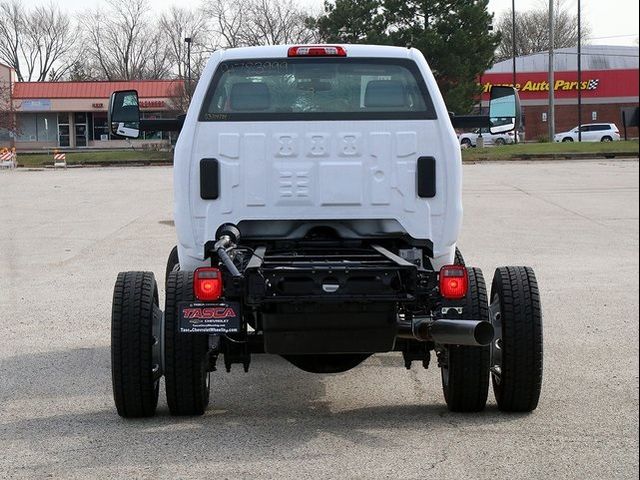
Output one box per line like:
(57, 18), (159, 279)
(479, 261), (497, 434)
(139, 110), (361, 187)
(0, 62), (184, 150)
(480, 45), (639, 141)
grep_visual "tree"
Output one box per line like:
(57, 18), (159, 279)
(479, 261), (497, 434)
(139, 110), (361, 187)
(0, 78), (17, 146)
(202, 0), (317, 49)
(0, 1), (77, 81)
(314, 0), (500, 114)
(159, 7), (209, 81)
(242, 0), (318, 45)
(79, 0), (171, 80)
(495, 1), (590, 61)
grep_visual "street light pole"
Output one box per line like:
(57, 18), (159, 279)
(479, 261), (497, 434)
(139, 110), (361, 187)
(184, 37), (192, 99)
(512, 0), (517, 88)
(548, 0), (555, 142)
(512, 0), (518, 143)
(577, 0), (583, 141)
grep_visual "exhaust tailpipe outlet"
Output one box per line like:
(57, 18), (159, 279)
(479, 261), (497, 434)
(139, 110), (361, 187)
(428, 319), (494, 346)
(397, 318), (494, 346)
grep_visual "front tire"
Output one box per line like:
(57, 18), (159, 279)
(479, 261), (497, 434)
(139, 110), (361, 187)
(490, 266), (543, 412)
(494, 138), (506, 146)
(440, 267), (490, 412)
(111, 271), (162, 418)
(165, 270), (211, 415)
(601, 136), (612, 142)
(562, 137), (573, 142)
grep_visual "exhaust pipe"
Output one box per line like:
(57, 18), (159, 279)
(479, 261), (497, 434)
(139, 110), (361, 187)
(397, 318), (494, 346)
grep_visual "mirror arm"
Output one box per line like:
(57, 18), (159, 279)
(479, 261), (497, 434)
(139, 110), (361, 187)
(138, 115), (185, 132)
(450, 115), (491, 129)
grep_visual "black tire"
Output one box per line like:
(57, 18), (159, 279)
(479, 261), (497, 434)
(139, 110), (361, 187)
(440, 267), (490, 412)
(454, 247), (465, 266)
(111, 271), (161, 418)
(165, 246), (179, 285)
(562, 137), (573, 142)
(600, 136), (612, 142)
(490, 266), (543, 412)
(494, 138), (506, 146)
(460, 138), (472, 148)
(165, 270), (211, 415)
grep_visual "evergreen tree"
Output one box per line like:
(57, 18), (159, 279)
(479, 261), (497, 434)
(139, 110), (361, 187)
(313, 0), (500, 114)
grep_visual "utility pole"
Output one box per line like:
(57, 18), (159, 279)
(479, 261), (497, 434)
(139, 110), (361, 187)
(548, 0), (555, 141)
(512, 0), (518, 143)
(577, 0), (583, 141)
(184, 37), (192, 100)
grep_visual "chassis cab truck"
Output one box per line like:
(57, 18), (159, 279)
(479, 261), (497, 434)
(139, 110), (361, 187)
(109, 45), (543, 417)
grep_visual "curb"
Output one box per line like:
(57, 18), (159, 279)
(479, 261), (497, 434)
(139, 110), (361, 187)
(462, 151), (639, 163)
(17, 159), (173, 169)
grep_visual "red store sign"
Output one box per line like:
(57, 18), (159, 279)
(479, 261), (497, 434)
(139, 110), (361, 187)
(140, 100), (166, 108)
(480, 69), (639, 101)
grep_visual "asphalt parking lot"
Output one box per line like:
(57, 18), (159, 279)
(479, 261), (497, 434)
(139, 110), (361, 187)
(0, 160), (638, 479)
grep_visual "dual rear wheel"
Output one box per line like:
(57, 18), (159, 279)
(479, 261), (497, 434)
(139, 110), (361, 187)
(112, 268), (211, 418)
(441, 258), (543, 412)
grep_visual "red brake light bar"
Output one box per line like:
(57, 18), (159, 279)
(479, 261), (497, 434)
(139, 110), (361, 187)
(439, 265), (468, 300)
(288, 46), (347, 57)
(194, 267), (223, 301)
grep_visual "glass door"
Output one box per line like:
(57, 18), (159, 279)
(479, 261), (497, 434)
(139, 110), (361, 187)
(74, 112), (88, 147)
(58, 113), (70, 147)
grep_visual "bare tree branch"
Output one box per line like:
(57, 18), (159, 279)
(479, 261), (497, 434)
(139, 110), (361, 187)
(159, 7), (208, 79)
(202, 0), (317, 49)
(0, 78), (17, 141)
(0, 1), (77, 81)
(79, 0), (169, 80)
(0, 1), (29, 81)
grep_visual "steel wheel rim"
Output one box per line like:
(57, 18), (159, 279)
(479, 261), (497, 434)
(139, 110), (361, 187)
(151, 304), (163, 387)
(489, 294), (503, 385)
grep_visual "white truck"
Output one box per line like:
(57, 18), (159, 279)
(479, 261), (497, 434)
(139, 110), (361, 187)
(109, 45), (543, 418)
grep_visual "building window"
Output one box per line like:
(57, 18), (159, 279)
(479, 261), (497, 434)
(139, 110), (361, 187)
(93, 113), (110, 141)
(141, 111), (163, 140)
(16, 113), (58, 143)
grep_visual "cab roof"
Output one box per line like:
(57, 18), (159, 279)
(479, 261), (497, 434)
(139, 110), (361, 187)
(218, 44), (416, 61)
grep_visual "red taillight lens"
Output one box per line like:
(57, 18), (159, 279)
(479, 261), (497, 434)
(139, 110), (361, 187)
(194, 267), (223, 301)
(439, 265), (468, 300)
(287, 46), (347, 57)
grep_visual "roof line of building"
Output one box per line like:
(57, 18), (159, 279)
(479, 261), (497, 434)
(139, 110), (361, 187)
(15, 79), (182, 85)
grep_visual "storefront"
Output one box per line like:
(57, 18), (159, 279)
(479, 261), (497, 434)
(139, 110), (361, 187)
(480, 45), (639, 140)
(0, 62), (183, 150)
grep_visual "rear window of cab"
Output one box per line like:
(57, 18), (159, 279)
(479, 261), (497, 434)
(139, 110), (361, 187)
(199, 58), (437, 122)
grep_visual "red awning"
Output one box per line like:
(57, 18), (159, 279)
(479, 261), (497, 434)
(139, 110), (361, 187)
(12, 80), (183, 99)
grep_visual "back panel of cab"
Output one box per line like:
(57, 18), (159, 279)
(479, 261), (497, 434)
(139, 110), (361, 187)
(187, 119), (450, 246)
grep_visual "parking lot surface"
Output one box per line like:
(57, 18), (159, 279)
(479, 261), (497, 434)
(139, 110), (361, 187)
(0, 160), (638, 479)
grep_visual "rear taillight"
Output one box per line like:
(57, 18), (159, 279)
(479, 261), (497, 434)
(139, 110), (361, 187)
(194, 267), (223, 301)
(288, 45), (347, 57)
(439, 265), (468, 300)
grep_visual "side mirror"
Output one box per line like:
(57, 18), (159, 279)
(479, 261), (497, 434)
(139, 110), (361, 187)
(108, 90), (140, 138)
(488, 86), (521, 134)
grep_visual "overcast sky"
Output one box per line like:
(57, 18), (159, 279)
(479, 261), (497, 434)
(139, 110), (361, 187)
(20, 0), (640, 47)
